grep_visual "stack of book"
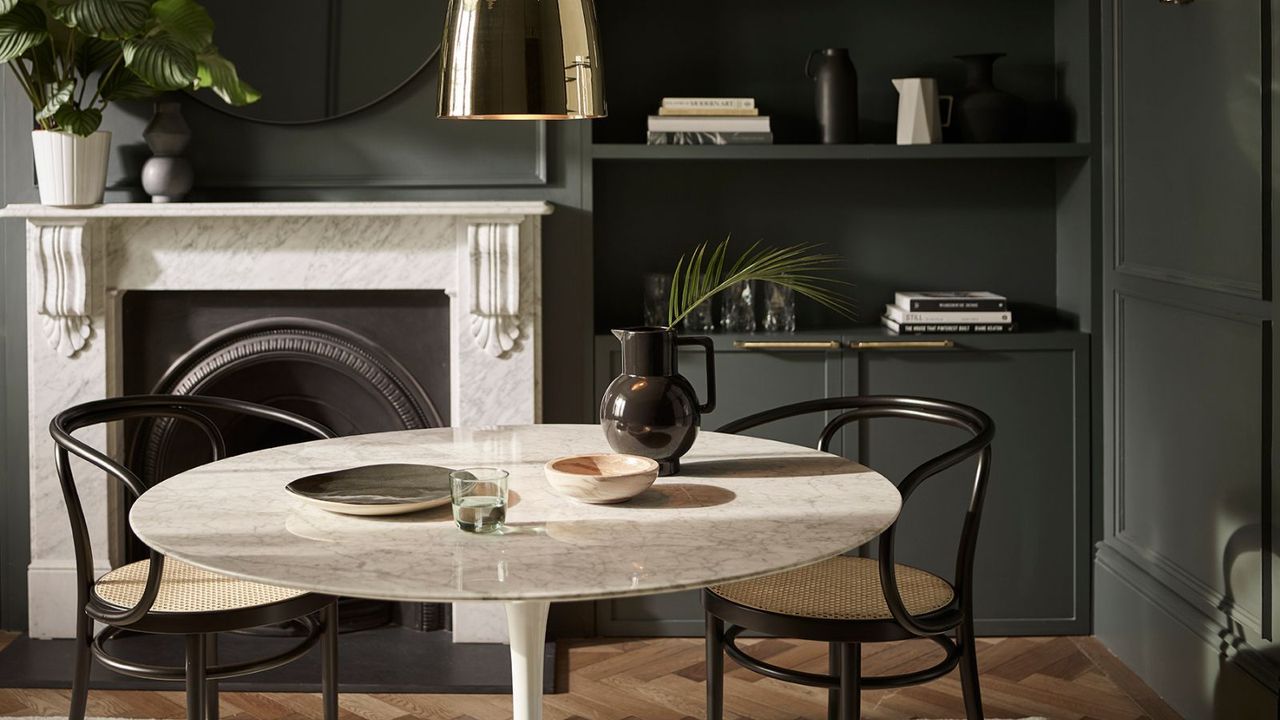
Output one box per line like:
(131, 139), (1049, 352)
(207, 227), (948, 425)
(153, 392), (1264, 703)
(882, 291), (1014, 334)
(647, 97), (773, 145)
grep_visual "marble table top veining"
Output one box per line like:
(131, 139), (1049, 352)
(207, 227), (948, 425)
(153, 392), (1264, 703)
(130, 425), (902, 603)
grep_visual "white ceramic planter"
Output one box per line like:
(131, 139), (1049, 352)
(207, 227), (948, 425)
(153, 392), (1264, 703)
(31, 130), (111, 206)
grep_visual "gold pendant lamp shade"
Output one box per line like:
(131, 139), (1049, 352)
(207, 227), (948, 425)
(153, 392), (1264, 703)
(438, 0), (606, 120)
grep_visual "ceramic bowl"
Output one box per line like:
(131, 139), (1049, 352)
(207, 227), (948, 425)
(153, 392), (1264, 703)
(543, 453), (660, 504)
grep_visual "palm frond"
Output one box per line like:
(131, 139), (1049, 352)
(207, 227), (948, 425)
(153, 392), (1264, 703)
(667, 236), (855, 328)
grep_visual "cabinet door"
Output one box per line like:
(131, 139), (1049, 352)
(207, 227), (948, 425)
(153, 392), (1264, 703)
(593, 340), (842, 636)
(860, 347), (1088, 635)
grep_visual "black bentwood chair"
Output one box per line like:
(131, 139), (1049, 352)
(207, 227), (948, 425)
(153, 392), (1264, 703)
(51, 395), (340, 720)
(703, 396), (995, 720)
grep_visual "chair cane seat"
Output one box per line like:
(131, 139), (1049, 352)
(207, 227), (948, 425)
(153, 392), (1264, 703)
(709, 556), (955, 621)
(93, 558), (308, 614)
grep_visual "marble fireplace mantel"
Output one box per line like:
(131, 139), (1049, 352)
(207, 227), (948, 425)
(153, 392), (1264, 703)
(2, 201), (553, 640)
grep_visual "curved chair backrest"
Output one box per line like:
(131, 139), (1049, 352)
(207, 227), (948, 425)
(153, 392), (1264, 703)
(717, 395), (994, 636)
(50, 395), (335, 627)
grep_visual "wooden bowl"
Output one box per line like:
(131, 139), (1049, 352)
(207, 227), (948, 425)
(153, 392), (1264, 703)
(544, 454), (660, 504)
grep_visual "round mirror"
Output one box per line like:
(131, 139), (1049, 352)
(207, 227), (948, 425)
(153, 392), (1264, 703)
(195, 0), (447, 124)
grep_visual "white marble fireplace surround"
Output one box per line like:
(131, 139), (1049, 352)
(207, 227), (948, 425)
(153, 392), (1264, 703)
(1, 201), (553, 641)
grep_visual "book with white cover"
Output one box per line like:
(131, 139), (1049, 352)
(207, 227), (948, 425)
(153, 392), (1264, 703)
(881, 316), (1014, 334)
(648, 115), (771, 133)
(661, 97), (755, 110)
(647, 131), (774, 145)
(884, 304), (1011, 324)
(893, 291), (1007, 312)
(658, 107), (760, 116)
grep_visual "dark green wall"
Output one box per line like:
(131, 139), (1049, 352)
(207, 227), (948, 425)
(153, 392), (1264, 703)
(1096, 0), (1280, 717)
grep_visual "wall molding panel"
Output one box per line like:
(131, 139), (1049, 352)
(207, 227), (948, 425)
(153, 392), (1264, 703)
(1111, 291), (1268, 639)
(1099, 0), (1278, 712)
(1111, 0), (1267, 300)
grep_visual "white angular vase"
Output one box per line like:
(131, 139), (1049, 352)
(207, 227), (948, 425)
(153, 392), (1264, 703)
(31, 130), (111, 206)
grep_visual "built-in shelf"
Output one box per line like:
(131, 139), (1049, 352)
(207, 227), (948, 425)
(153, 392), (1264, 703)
(599, 327), (1089, 353)
(591, 143), (1091, 161)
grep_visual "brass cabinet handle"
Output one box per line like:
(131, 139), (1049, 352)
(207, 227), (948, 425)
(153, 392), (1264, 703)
(733, 340), (843, 350)
(850, 340), (956, 350)
(1158, 0), (1193, 4)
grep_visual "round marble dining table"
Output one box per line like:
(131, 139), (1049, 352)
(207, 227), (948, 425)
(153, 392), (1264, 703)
(130, 424), (901, 720)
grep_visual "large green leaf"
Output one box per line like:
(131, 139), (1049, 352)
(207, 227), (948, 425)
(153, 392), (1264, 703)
(75, 34), (119, 77)
(0, 2), (48, 62)
(52, 105), (102, 135)
(35, 79), (74, 120)
(0, 0), (19, 14)
(123, 34), (197, 90)
(196, 48), (259, 105)
(51, 0), (150, 40)
(151, 0), (212, 51)
(98, 65), (154, 101)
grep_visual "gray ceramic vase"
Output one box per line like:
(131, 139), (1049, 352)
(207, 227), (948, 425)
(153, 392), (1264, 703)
(141, 100), (194, 203)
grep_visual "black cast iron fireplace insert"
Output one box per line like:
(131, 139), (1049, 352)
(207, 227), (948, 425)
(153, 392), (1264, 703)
(118, 289), (450, 633)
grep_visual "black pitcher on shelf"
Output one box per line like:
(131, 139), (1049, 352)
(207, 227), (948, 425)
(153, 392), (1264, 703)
(600, 327), (716, 476)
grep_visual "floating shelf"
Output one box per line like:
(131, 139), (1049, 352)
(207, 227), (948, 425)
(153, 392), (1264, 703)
(591, 142), (1092, 161)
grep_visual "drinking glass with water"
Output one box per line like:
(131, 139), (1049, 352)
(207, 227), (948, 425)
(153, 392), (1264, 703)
(450, 468), (509, 533)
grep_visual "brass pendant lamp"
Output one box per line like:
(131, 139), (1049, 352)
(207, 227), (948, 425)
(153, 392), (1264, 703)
(438, 0), (606, 120)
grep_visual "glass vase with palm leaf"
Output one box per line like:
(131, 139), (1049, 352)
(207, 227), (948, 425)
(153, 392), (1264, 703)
(600, 237), (853, 474)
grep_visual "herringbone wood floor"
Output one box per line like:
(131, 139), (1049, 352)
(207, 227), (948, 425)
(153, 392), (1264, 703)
(0, 632), (1179, 720)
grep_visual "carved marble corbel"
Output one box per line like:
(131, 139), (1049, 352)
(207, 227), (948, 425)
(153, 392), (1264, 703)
(467, 221), (522, 358)
(29, 220), (95, 357)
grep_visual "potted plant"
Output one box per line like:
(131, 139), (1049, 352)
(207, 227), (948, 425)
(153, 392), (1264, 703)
(599, 237), (855, 474)
(0, 0), (259, 206)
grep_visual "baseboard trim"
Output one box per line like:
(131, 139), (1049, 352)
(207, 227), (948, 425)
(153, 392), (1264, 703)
(27, 560), (110, 639)
(1095, 545), (1279, 719)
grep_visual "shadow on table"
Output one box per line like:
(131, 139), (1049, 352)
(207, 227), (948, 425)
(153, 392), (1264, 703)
(625, 483), (736, 509)
(681, 455), (855, 479)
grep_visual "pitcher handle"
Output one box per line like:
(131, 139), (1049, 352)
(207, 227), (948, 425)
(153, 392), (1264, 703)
(804, 50), (819, 80)
(677, 335), (716, 414)
(939, 95), (955, 128)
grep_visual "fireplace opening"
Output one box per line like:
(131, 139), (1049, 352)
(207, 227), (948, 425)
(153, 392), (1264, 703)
(118, 289), (450, 632)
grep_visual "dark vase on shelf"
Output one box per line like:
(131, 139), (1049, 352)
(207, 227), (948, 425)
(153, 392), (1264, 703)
(806, 48), (859, 144)
(600, 326), (716, 476)
(953, 53), (1025, 143)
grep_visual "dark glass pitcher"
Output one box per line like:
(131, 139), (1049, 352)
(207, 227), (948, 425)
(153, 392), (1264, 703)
(599, 327), (716, 476)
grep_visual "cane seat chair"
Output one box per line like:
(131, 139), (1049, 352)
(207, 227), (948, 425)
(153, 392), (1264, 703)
(703, 395), (994, 720)
(51, 395), (341, 720)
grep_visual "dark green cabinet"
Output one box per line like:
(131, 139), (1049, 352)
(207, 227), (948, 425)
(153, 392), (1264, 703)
(592, 332), (1089, 636)
(857, 347), (1088, 634)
